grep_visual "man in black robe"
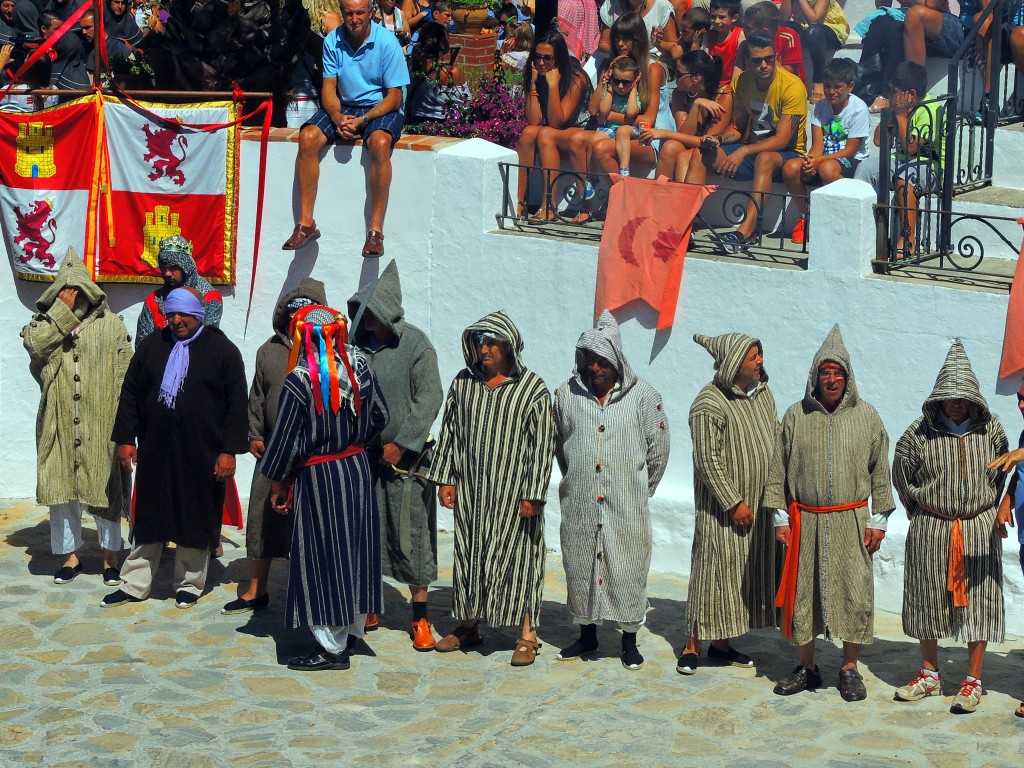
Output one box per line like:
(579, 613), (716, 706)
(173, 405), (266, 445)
(103, 288), (248, 609)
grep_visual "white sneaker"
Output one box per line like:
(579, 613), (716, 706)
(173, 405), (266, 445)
(951, 679), (982, 713)
(895, 671), (942, 701)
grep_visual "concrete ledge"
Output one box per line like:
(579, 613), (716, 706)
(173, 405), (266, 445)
(239, 126), (465, 152)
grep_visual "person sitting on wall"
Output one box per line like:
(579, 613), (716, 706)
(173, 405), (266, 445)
(282, 0), (409, 258)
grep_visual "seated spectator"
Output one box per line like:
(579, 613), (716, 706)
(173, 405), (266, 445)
(736, 1), (803, 83)
(588, 55), (647, 175)
(404, 0), (431, 32)
(558, 0), (599, 61)
(782, 58), (870, 243)
(704, 0), (744, 85)
(500, 19), (533, 70)
(431, 0), (455, 32)
(496, 1), (519, 43)
(643, 49), (731, 183)
(374, 0), (411, 46)
(855, 61), (943, 259)
(0, 0), (19, 46)
(104, 0), (143, 47)
(80, 10), (134, 77)
(9, 0), (38, 43)
(903, 0), (964, 68)
(674, 6), (711, 53)
(790, 0), (848, 102)
(282, 0), (409, 257)
(515, 28), (591, 220)
(710, 31), (807, 252)
(406, 21), (467, 123)
(40, 11), (91, 91)
(598, 0), (678, 62)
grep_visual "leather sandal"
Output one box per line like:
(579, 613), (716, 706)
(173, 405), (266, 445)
(362, 230), (384, 257)
(282, 223), (320, 250)
(511, 637), (541, 667)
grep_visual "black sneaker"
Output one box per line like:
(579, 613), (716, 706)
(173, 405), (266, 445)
(838, 668), (867, 702)
(621, 644), (644, 671)
(221, 594), (270, 615)
(287, 649), (351, 671)
(102, 567), (122, 587)
(175, 590), (199, 609)
(707, 644), (754, 668)
(712, 230), (755, 255)
(53, 563), (83, 584)
(774, 665), (823, 695)
(101, 589), (142, 607)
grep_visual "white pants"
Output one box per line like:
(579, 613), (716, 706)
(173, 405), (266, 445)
(312, 615), (368, 654)
(119, 541), (209, 599)
(573, 615), (645, 633)
(49, 501), (122, 554)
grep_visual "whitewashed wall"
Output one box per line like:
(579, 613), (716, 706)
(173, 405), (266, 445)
(2, 136), (1022, 632)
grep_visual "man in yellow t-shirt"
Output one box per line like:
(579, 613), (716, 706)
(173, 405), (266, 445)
(710, 31), (808, 253)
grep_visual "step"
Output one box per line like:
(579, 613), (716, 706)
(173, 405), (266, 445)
(947, 185), (1024, 266)
(993, 122), (1024, 189)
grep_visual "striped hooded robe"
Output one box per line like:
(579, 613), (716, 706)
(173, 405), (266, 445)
(893, 339), (1007, 643)
(554, 310), (670, 626)
(765, 324), (895, 645)
(686, 332), (780, 640)
(430, 311), (555, 627)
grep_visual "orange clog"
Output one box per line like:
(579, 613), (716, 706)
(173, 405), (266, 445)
(364, 613), (379, 631)
(411, 618), (436, 651)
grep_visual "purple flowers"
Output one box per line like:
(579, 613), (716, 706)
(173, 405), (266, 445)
(410, 68), (526, 149)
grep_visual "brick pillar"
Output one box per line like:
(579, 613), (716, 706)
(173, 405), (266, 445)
(450, 32), (499, 77)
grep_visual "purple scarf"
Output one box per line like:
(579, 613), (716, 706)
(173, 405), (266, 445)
(158, 289), (206, 410)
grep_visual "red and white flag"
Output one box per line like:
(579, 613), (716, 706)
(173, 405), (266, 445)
(96, 97), (239, 284)
(998, 218), (1024, 388)
(0, 98), (101, 280)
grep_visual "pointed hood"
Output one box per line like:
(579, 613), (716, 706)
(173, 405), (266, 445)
(804, 324), (860, 411)
(461, 310), (525, 377)
(694, 331), (767, 395)
(36, 248), (108, 314)
(574, 310), (636, 398)
(921, 338), (991, 429)
(348, 259), (406, 343)
(272, 277), (327, 339)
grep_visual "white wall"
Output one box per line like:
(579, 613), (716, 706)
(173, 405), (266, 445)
(3, 136), (1022, 632)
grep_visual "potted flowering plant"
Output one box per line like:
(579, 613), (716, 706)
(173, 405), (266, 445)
(448, 0), (500, 33)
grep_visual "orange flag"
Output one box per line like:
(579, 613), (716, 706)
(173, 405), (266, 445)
(595, 176), (714, 331)
(998, 218), (1024, 383)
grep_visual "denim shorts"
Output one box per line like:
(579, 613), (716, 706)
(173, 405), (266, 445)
(806, 156), (862, 184)
(596, 124), (641, 140)
(926, 12), (966, 58)
(720, 144), (801, 181)
(305, 106), (404, 145)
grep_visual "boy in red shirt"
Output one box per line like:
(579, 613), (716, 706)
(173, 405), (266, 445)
(705, 0), (744, 85)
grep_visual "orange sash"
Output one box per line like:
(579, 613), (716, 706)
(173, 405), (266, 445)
(916, 504), (989, 609)
(775, 499), (868, 640)
(279, 444), (366, 510)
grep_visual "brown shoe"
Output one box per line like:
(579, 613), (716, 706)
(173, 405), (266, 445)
(282, 223), (320, 250)
(435, 623), (482, 653)
(361, 230), (384, 257)
(511, 637), (541, 667)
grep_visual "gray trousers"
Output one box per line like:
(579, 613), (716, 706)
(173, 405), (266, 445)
(120, 542), (209, 599)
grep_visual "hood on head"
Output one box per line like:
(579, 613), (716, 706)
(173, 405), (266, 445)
(273, 277), (328, 335)
(348, 259), (405, 342)
(694, 331), (766, 394)
(36, 248), (107, 313)
(922, 338), (991, 428)
(804, 323), (859, 411)
(461, 310), (525, 374)
(156, 235), (198, 283)
(574, 309), (636, 395)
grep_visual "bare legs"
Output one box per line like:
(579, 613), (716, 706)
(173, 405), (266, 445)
(295, 125), (329, 227)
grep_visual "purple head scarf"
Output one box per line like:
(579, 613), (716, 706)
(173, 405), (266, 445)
(158, 289), (206, 409)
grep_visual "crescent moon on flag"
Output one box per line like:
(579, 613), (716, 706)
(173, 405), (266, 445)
(618, 216), (648, 266)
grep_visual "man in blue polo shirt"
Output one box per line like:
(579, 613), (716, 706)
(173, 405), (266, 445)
(283, 0), (409, 257)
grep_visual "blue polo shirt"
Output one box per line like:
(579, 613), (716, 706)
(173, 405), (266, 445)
(323, 21), (410, 108)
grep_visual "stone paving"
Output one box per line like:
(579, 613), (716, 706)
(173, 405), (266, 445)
(2, 498), (1024, 767)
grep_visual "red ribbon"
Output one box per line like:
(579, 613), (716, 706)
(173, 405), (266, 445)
(2, 0), (95, 97)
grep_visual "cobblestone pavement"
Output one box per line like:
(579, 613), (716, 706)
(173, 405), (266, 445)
(2, 499), (1023, 767)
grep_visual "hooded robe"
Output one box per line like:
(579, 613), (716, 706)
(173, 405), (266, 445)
(765, 324), (895, 645)
(893, 339), (1007, 643)
(136, 246), (223, 345)
(686, 332), (780, 640)
(348, 260), (444, 587)
(22, 249), (132, 520)
(554, 310), (670, 625)
(430, 311), (555, 627)
(246, 277), (327, 560)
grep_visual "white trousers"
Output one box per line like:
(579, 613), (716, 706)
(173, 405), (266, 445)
(573, 615), (645, 633)
(49, 501), (122, 554)
(119, 542), (209, 599)
(312, 615), (368, 654)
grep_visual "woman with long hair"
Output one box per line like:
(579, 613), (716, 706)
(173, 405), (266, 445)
(406, 21), (467, 124)
(516, 29), (591, 221)
(641, 49), (733, 184)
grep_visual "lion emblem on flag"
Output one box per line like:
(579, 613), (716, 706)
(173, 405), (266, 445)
(13, 199), (58, 268)
(142, 123), (189, 186)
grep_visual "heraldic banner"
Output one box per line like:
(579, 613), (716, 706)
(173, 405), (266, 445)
(594, 176), (714, 331)
(0, 97), (101, 281)
(98, 96), (239, 284)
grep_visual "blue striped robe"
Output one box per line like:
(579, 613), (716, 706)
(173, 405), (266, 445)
(260, 361), (389, 630)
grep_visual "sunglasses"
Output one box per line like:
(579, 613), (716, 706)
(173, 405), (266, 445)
(535, 53), (555, 62)
(749, 54), (776, 66)
(610, 76), (635, 87)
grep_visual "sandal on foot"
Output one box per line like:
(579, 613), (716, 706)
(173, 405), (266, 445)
(361, 230), (384, 258)
(511, 637), (541, 667)
(282, 223), (320, 250)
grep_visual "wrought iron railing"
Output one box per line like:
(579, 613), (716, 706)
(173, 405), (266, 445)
(496, 162), (810, 260)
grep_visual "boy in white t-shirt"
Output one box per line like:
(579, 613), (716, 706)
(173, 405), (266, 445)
(782, 58), (869, 244)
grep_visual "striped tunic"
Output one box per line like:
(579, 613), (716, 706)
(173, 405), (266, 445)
(893, 339), (1007, 643)
(430, 312), (556, 627)
(260, 360), (390, 630)
(765, 324), (895, 646)
(554, 310), (670, 626)
(686, 333), (780, 640)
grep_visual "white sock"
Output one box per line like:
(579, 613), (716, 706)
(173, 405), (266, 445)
(966, 675), (981, 685)
(920, 668), (939, 679)
(619, 167), (630, 176)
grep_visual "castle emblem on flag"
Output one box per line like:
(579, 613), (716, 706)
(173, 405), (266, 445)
(13, 199), (57, 268)
(142, 205), (182, 268)
(142, 122), (189, 186)
(15, 123), (57, 179)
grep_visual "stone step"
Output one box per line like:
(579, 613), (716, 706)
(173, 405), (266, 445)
(944, 186), (1024, 267)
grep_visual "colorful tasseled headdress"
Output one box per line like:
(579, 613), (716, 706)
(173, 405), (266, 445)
(286, 305), (362, 417)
